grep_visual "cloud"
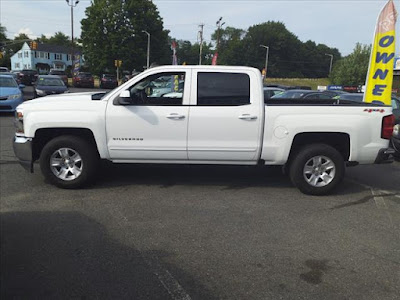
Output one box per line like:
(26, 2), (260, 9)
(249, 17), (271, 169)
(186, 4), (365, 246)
(14, 28), (37, 39)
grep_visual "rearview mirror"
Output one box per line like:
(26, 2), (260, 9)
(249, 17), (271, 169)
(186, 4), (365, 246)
(117, 90), (132, 105)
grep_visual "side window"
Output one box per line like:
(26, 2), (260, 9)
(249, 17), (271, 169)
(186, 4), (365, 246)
(197, 72), (250, 106)
(392, 99), (399, 110)
(303, 93), (319, 99)
(128, 72), (185, 106)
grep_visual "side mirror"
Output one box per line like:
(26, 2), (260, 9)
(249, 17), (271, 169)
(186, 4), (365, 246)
(19, 84), (25, 90)
(117, 90), (132, 105)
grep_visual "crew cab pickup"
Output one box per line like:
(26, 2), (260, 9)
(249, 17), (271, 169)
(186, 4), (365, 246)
(13, 66), (395, 195)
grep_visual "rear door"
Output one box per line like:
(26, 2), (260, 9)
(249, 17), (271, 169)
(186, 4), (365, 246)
(187, 71), (262, 161)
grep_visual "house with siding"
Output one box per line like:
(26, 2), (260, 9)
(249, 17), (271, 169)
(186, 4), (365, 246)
(10, 42), (83, 74)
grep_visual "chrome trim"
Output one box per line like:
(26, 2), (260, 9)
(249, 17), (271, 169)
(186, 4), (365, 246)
(13, 136), (33, 172)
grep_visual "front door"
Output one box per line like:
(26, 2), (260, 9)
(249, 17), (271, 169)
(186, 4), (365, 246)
(106, 71), (190, 161)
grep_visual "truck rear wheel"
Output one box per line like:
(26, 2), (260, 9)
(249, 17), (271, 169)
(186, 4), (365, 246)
(39, 135), (99, 189)
(289, 144), (345, 195)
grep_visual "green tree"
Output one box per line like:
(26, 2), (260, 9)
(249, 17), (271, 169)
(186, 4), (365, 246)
(173, 40), (213, 65)
(48, 31), (70, 46)
(211, 26), (245, 66)
(0, 23), (11, 68)
(81, 0), (170, 75)
(330, 43), (371, 85)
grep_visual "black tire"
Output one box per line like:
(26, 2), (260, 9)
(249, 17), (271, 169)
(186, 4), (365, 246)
(39, 135), (99, 189)
(289, 144), (345, 195)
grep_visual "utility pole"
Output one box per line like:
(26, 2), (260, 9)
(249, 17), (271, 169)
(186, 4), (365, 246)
(142, 30), (150, 69)
(66, 0), (79, 77)
(198, 23), (204, 65)
(325, 53), (334, 75)
(216, 17), (225, 53)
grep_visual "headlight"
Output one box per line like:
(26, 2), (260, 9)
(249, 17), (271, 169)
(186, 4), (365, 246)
(14, 108), (24, 135)
(35, 89), (45, 96)
(8, 93), (21, 100)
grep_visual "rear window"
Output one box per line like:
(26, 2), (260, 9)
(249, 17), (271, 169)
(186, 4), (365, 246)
(197, 72), (250, 106)
(50, 70), (65, 75)
(103, 74), (116, 79)
(79, 73), (92, 77)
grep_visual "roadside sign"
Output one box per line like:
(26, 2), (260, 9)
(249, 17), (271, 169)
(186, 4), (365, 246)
(327, 85), (343, 91)
(317, 86), (327, 91)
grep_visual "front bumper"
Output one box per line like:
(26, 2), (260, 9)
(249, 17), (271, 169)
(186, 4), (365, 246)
(13, 136), (33, 172)
(374, 148), (395, 164)
(0, 97), (24, 112)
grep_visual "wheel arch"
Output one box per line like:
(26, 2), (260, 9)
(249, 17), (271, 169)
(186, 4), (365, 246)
(32, 128), (100, 162)
(288, 132), (350, 163)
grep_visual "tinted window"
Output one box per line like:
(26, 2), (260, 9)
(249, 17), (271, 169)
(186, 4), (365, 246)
(50, 70), (65, 75)
(126, 72), (185, 105)
(197, 72), (250, 106)
(271, 90), (308, 99)
(37, 78), (64, 86)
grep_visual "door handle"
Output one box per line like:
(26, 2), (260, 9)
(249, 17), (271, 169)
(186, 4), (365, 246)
(238, 114), (257, 120)
(167, 113), (185, 119)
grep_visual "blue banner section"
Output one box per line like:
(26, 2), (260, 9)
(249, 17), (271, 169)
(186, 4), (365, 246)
(327, 85), (343, 91)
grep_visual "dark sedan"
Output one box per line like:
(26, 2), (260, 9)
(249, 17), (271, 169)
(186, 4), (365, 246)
(34, 75), (68, 98)
(73, 72), (94, 88)
(270, 89), (334, 99)
(49, 69), (68, 86)
(100, 74), (118, 89)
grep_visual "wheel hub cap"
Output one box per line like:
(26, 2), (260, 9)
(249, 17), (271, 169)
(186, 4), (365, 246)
(50, 148), (83, 181)
(303, 155), (336, 188)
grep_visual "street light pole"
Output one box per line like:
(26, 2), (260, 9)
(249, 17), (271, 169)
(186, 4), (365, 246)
(66, 0), (79, 77)
(260, 45), (269, 77)
(325, 53), (333, 75)
(142, 30), (150, 69)
(216, 17), (225, 53)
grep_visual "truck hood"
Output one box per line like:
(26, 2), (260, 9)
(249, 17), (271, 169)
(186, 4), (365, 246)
(18, 91), (106, 111)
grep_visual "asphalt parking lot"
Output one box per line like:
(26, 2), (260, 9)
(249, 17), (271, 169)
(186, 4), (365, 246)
(1, 87), (400, 299)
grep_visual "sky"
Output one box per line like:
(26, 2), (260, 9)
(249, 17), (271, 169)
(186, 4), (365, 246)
(1, 0), (399, 57)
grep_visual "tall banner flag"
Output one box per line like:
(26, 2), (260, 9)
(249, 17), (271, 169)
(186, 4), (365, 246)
(211, 52), (218, 65)
(364, 0), (397, 105)
(171, 41), (178, 65)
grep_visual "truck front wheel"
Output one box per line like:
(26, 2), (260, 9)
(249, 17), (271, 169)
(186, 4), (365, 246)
(289, 144), (345, 195)
(39, 135), (99, 189)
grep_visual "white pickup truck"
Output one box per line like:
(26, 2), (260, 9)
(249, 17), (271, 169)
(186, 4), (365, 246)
(13, 66), (396, 195)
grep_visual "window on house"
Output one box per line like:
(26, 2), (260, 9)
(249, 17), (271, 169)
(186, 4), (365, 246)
(39, 52), (45, 58)
(24, 51), (29, 58)
(18, 53), (22, 58)
(67, 54), (72, 61)
(55, 53), (62, 60)
(14, 63), (20, 69)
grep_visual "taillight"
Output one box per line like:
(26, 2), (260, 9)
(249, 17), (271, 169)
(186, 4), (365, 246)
(381, 114), (395, 139)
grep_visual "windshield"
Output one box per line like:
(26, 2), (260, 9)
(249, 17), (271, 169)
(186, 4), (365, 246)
(37, 78), (65, 86)
(0, 77), (18, 87)
(271, 91), (307, 98)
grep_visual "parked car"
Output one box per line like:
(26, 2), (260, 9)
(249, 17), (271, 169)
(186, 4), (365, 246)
(2, 72), (20, 84)
(34, 75), (68, 98)
(100, 74), (118, 89)
(392, 124), (400, 158)
(323, 90), (348, 97)
(73, 72), (94, 88)
(13, 66), (395, 195)
(270, 89), (334, 99)
(0, 67), (10, 72)
(0, 74), (24, 112)
(263, 87), (284, 100)
(49, 69), (68, 86)
(19, 69), (38, 85)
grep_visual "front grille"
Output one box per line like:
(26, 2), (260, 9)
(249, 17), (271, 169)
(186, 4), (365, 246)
(0, 105), (12, 110)
(0, 97), (8, 101)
